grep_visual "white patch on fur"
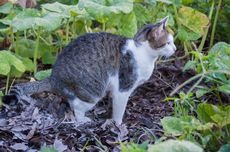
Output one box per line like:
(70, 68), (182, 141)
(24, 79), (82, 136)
(69, 98), (96, 125)
(156, 34), (176, 57)
(106, 34), (176, 125)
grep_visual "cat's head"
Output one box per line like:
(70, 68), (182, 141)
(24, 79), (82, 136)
(134, 17), (176, 58)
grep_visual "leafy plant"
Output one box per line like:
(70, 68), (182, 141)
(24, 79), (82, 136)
(0, 50), (34, 94)
(148, 140), (203, 152)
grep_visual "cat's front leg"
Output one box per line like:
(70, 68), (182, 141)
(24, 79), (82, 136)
(112, 92), (131, 125)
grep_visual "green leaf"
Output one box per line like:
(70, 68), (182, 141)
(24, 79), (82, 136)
(42, 2), (89, 19)
(211, 111), (230, 127)
(41, 51), (56, 64)
(133, 3), (151, 26)
(183, 60), (196, 72)
(40, 147), (58, 152)
(195, 88), (210, 98)
(208, 42), (230, 72)
(2, 9), (62, 32)
(16, 38), (57, 64)
(0, 2), (13, 14)
(218, 144), (230, 152)
(0, 61), (10, 75)
(218, 84), (230, 95)
(148, 140), (203, 152)
(20, 57), (35, 72)
(16, 38), (36, 58)
(78, 0), (133, 23)
(121, 142), (148, 152)
(197, 103), (221, 123)
(178, 6), (209, 39)
(0, 51), (25, 77)
(35, 69), (52, 80)
(117, 12), (137, 37)
(161, 116), (201, 136)
(161, 116), (184, 136)
(177, 26), (201, 41)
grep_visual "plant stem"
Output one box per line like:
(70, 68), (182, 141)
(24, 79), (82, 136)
(5, 73), (10, 95)
(10, 26), (14, 51)
(209, 0), (222, 49)
(66, 18), (70, 44)
(170, 73), (203, 96)
(170, 70), (230, 96)
(15, 32), (19, 55)
(33, 29), (40, 75)
(72, 17), (77, 38)
(198, 0), (214, 52)
(102, 22), (106, 31)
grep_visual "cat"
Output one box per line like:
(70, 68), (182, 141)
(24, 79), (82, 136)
(3, 17), (176, 125)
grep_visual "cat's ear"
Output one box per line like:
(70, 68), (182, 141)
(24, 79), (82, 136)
(148, 16), (168, 39)
(159, 16), (168, 29)
(134, 25), (153, 42)
(134, 16), (168, 42)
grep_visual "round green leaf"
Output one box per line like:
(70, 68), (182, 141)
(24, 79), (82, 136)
(78, 0), (133, 22)
(218, 144), (230, 152)
(148, 140), (203, 152)
(0, 50), (25, 77)
(178, 6), (209, 38)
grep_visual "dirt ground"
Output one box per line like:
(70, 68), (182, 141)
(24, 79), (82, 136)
(0, 57), (195, 151)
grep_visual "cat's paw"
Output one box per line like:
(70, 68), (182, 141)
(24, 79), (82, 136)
(101, 119), (116, 130)
(75, 116), (92, 126)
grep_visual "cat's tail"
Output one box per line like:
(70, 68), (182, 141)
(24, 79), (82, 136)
(2, 77), (52, 105)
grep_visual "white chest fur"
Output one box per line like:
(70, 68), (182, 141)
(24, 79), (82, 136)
(124, 40), (158, 86)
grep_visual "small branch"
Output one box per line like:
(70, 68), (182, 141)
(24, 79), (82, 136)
(209, 0), (222, 49)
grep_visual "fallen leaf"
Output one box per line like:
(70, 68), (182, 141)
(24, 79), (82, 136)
(10, 143), (28, 151)
(53, 138), (68, 152)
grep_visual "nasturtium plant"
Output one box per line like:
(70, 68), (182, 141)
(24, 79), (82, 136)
(121, 141), (148, 152)
(117, 12), (137, 37)
(177, 6), (209, 41)
(78, 0), (133, 23)
(0, 8), (62, 32)
(0, 50), (25, 77)
(16, 38), (57, 65)
(42, 2), (90, 20)
(218, 144), (230, 152)
(197, 103), (230, 127)
(0, 2), (13, 14)
(161, 116), (213, 136)
(148, 140), (204, 152)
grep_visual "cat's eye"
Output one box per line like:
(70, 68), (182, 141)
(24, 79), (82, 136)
(167, 42), (170, 45)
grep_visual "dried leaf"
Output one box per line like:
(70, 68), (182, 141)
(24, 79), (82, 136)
(10, 143), (28, 151)
(53, 138), (68, 152)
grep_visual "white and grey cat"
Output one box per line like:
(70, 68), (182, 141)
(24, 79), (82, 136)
(3, 17), (176, 125)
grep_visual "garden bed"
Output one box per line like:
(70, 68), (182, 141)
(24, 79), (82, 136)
(0, 57), (195, 151)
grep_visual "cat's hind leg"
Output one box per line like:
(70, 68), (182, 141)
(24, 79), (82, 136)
(68, 98), (96, 125)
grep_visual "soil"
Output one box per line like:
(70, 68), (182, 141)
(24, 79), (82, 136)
(0, 57), (195, 151)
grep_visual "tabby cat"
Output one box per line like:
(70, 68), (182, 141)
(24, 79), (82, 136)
(3, 17), (176, 125)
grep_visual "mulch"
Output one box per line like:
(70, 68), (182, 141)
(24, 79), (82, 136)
(0, 58), (195, 152)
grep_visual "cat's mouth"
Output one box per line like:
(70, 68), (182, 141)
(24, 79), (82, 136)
(162, 50), (175, 59)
